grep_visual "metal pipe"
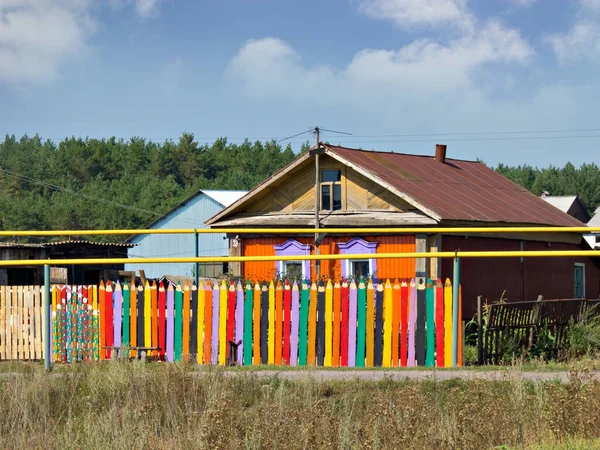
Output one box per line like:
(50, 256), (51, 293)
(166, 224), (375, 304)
(43, 264), (51, 370)
(2, 249), (600, 267)
(452, 257), (460, 367)
(1, 226), (599, 237)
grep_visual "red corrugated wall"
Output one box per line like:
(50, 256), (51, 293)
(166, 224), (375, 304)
(442, 236), (600, 319)
(241, 235), (416, 282)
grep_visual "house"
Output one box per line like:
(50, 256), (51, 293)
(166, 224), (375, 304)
(540, 193), (591, 223)
(206, 144), (600, 318)
(0, 240), (134, 285)
(585, 206), (600, 249)
(125, 189), (247, 279)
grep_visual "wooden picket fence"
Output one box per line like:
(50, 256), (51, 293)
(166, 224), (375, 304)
(1, 278), (464, 367)
(0, 286), (45, 361)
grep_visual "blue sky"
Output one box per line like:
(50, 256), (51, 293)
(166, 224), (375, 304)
(1, 0), (600, 167)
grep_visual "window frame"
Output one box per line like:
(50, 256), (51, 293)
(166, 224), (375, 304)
(574, 262), (586, 299)
(338, 237), (378, 279)
(274, 239), (311, 280)
(320, 169), (343, 212)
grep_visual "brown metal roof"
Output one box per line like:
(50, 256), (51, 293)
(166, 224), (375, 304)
(325, 145), (583, 226)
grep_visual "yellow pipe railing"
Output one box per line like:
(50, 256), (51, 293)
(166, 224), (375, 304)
(1, 226), (600, 237)
(2, 250), (600, 267)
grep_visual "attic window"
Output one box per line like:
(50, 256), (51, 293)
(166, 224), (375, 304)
(321, 169), (342, 211)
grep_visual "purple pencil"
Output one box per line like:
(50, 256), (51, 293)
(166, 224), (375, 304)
(235, 281), (244, 365)
(113, 281), (122, 358)
(166, 283), (175, 363)
(348, 280), (358, 367)
(211, 285), (220, 364)
(290, 281), (300, 366)
(408, 278), (417, 367)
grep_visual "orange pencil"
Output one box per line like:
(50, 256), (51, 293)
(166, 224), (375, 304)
(151, 281), (158, 357)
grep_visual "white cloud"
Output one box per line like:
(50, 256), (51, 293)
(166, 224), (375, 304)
(228, 21), (533, 103)
(133, 0), (159, 18)
(545, 0), (600, 63)
(0, 0), (96, 83)
(357, 0), (474, 30)
(509, 0), (537, 7)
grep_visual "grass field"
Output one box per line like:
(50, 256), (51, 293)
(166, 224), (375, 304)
(0, 361), (599, 449)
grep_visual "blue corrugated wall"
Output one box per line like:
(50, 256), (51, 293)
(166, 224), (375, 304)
(125, 193), (228, 278)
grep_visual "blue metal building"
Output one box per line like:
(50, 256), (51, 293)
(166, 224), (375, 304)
(125, 190), (247, 279)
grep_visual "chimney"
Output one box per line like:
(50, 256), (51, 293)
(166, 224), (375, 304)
(435, 144), (447, 164)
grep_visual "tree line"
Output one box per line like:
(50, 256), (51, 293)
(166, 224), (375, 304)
(0, 134), (302, 241)
(1, 134), (598, 242)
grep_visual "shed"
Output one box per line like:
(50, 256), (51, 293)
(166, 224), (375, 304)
(125, 189), (247, 279)
(540, 194), (591, 223)
(207, 143), (600, 318)
(0, 240), (133, 285)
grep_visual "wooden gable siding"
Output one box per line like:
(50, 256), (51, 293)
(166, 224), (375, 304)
(241, 235), (416, 281)
(239, 155), (414, 216)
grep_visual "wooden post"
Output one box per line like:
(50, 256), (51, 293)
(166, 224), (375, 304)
(477, 295), (483, 365)
(229, 235), (242, 277)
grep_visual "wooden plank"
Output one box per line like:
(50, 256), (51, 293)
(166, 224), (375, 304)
(152, 281), (159, 359)
(122, 282), (130, 347)
(444, 278), (453, 367)
(190, 283), (198, 360)
(158, 282), (166, 360)
(19, 286), (25, 360)
(12, 286), (19, 360)
(182, 282), (190, 360)
(332, 281), (341, 368)
(105, 282), (114, 361)
(283, 281), (291, 365)
(145, 281), (152, 350)
(400, 281), (408, 367)
(290, 281), (299, 366)
(113, 282), (123, 358)
(435, 279), (444, 368)
(28, 286), (35, 360)
(374, 282), (384, 367)
(8, 286), (14, 361)
(354, 279), (364, 367)
(340, 280), (349, 367)
(365, 279), (375, 367)
(408, 279), (416, 367)
(324, 280), (333, 367)
(391, 280), (401, 367)
(38, 286), (44, 360)
(253, 283), (261, 365)
(129, 282), (136, 359)
(1, 286), (6, 360)
(204, 282), (213, 365)
(260, 284), (268, 364)
(137, 284), (144, 358)
(197, 281), (205, 364)
(298, 282), (309, 366)
(166, 283), (174, 363)
(426, 279), (435, 367)
(316, 283), (325, 366)
(268, 281), (275, 365)
(174, 283), (183, 362)
(218, 281), (227, 365)
(274, 281), (282, 365)
(382, 280), (392, 367)
(235, 281), (244, 365)
(243, 282), (253, 366)
(227, 281), (236, 361)
(307, 282), (317, 366)
(416, 280), (426, 366)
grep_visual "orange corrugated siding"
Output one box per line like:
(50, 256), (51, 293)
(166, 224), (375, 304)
(242, 235), (415, 281)
(373, 235), (416, 280)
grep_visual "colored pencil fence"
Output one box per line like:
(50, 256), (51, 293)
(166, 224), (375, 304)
(1, 278), (464, 367)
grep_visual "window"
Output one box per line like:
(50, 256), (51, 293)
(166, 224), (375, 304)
(338, 238), (378, 278)
(350, 260), (370, 278)
(320, 169), (342, 211)
(574, 263), (585, 298)
(283, 262), (303, 280)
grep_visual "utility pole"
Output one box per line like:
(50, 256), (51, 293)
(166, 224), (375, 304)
(314, 126), (321, 278)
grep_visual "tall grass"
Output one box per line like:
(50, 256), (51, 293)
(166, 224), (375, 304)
(0, 362), (599, 449)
